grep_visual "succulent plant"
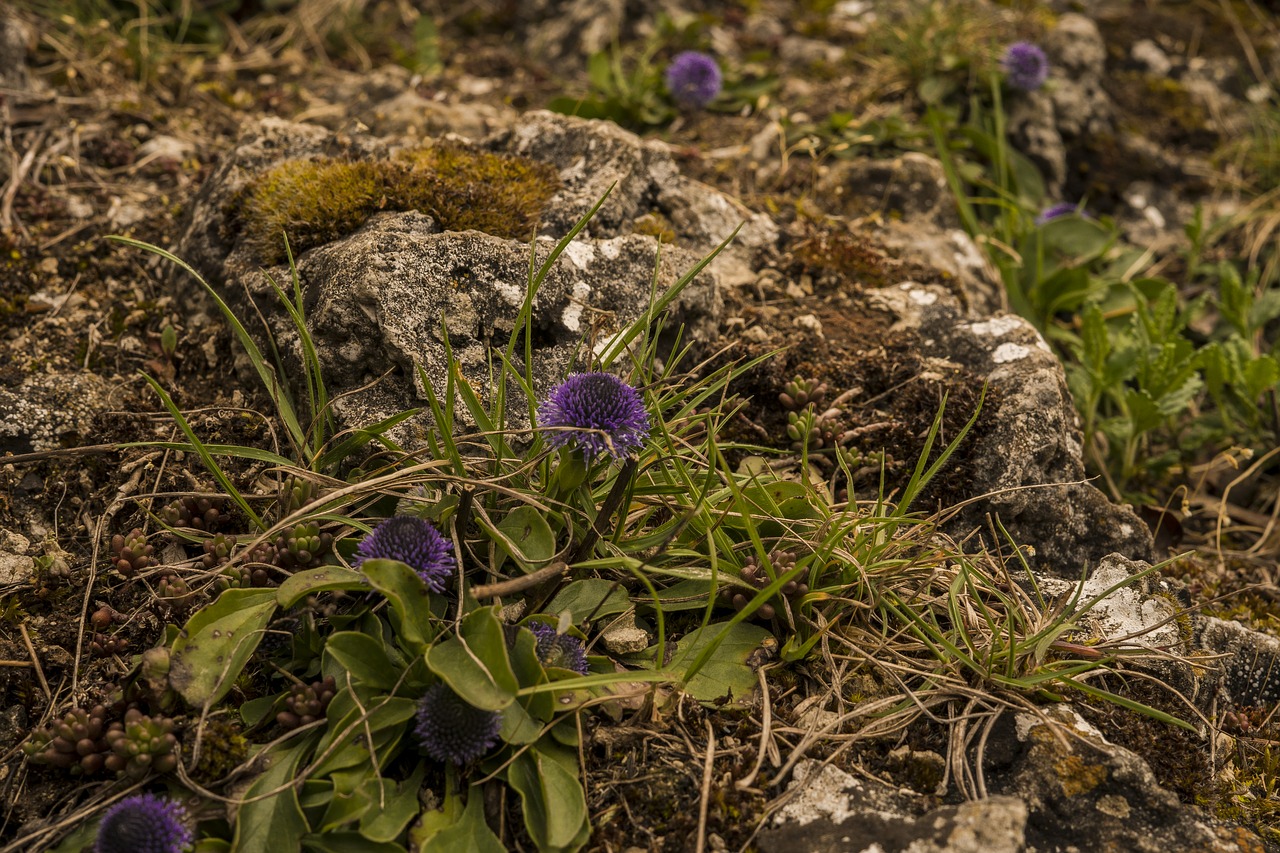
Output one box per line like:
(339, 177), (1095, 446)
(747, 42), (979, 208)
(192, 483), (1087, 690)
(787, 408), (849, 451)
(200, 533), (237, 570)
(278, 474), (319, 516)
(155, 573), (193, 604)
(779, 376), (829, 411)
(721, 549), (809, 621)
(104, 708), (180, 779)
(275, 521), (333, 569)
(109, 529), (155, 578)
(23, 704), (113, 775)
(211, 540), (284, 590)
(90, 633), (130, 657)
(160, 495), (225, 532)
(276, 676), (337, 729)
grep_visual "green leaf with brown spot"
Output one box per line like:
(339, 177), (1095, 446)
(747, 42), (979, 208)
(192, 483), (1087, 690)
(277, 566), (368, 608)
(170, 588), (278, 708)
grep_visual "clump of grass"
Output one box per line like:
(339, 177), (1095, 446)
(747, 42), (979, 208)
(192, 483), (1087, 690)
(239, 143), (561, 264)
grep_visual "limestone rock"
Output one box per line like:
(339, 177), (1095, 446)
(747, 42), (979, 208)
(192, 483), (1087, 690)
(0, 372), (112, 455)
(1006, 13), (1113, 197)
(983, 705), (1260, 852)
(868, 283), (1153, 575)
(759, 759), (1027, 853)
(174, 114), (755, 442)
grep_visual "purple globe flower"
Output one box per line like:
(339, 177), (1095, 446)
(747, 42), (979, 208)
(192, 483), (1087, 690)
(354, 516), (455, 593)
(539, 372), (650, 463)
(527, 621), (589, 675)
(1036, 202), (1087, 224)
(414, 683), (502, 765)
(1002, 41), (1049, 91)
(96, 793), (192, 853)
(666, 50), (723, 109)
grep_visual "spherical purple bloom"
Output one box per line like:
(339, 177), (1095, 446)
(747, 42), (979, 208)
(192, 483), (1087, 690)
(1036, 202), (1087, 224)
(527, 621), (589, 675)
(414, 683), (502, 765)
(95, 793), (192, 853)
(354, 516), (455, 593)
(539, 372), (650, 463)
(1002, 41), (1049, 91)
(666, 50), (723, 109)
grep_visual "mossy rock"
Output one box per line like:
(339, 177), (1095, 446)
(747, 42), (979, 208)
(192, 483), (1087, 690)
(238, 142), (560, 264)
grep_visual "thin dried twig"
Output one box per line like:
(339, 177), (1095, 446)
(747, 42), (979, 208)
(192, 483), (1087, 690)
(18, 623), (50, 703)
(695, 719), (716, 853)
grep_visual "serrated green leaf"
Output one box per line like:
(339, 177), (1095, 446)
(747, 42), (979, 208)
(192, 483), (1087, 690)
(278, 566), (369, 608)
(1244, 354), (1280, 400)
(1123, 388), (1163, 434)
(169, 588), (278, 707)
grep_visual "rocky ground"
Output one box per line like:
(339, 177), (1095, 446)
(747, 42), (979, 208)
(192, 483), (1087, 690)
(2, 1), (1280, 851)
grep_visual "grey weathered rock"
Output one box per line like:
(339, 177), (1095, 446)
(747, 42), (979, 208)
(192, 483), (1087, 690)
(491, 110), (776, 283)
(1007, 13), (1113, 196)
(1197, 617), (1280, 709)
(516, 0), (627, 64)
(813, 153), (1002, 314)
(982, 705), (1258, 853)
(174, 113), (756, 442)
(815, 152), (959, 229)
(868, 283), (1153, 575)
(0, 372), (112, 455)
(764, 707), (1262, 852)
(0, 529), (34, 586)
(0, 11), (37, 93)
(283, 213), (720, 433)
(759, 759), (1027, 853)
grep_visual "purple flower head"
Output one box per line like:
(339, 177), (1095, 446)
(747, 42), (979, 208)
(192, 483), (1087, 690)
(666, 50), (723, 109)
(1002, 42), (1049, 91)
(354, 516), (455, 593)
(528, 621), (589, 675)
(1036, 202), (1087, 225)
(95, 793), (192, 853)
(414, 683), (502, 765)
(539, 372), (650, 464)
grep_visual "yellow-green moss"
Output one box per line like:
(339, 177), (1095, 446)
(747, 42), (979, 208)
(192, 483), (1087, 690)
(240, 143), (560, 264)
(631, 212), (676, 243)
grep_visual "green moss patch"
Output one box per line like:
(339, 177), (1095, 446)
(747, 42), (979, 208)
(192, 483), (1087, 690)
(239, 143), (560, 264)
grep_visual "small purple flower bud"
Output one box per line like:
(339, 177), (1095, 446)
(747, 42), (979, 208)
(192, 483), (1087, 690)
(527, 621), (589, 675)
(353, 516), (455, 593)
(1002, 42), (1049, 92)
(95, 793), (192, 853)
(666, 51), (723, 109)
(539, 372), (650, 464)
(1036, 202), (1087, 224)
(414, 684), (502, 765)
